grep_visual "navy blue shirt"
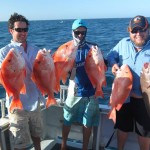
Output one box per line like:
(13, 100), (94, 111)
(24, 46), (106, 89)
(74, 41), (96, 97)
(68, 42), (99, 97)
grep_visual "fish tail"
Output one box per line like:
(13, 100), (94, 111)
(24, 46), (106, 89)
(46, 96), (57, 108)
(9, 98), (23, 113)
(108, 108), (116, 123)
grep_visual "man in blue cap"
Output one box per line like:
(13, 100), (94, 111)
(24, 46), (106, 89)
(60, 19), (103, 150)
(107, 15), (150, 150)
(71, 19), (87, 46)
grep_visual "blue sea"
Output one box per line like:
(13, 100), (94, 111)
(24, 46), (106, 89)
(0, 18), (149, 116)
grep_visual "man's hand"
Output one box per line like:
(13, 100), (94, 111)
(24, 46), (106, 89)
(112, 64), (119, 75)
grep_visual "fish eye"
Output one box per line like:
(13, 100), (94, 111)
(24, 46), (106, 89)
(8, 59), (11, 62)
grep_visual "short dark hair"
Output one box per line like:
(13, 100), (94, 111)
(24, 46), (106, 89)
(8, 12), (29, 29)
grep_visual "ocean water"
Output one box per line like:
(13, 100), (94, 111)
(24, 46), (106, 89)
(0, 18), (132, 52)
(0, 18), (149, 116)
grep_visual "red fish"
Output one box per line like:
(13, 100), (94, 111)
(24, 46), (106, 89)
(52, 40), (77, 92)
(108, 64), (133, 123)
(84, 46), (107, 98)
(140, 62), (150, 118)
(0, 48), (26, 112)
(31, 49), (57, 108)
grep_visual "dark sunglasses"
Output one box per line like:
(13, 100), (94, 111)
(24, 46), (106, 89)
(74, 31), (86, 35)
(13, 28), (28, 32)
(131, 28), (147, 34)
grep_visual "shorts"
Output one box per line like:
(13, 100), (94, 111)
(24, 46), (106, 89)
(115, 97), (150, 137)
(63, 96), (100, 127)
(8, 105), (43, 149)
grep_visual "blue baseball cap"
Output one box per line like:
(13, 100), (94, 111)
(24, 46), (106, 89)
(72, 19), (87, 30)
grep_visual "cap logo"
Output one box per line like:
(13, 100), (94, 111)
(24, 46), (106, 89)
(133, 17), (142, 24)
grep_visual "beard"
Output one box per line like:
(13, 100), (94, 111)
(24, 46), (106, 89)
(72, 31), (86, 47)
(130, 32), (149, 48)
(134, 40), (146, 47)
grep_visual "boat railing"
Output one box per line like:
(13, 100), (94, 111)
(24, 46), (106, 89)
(59, 85), (68, 104)
(0, 98), (6, 118)
(0, 85), (68, 119)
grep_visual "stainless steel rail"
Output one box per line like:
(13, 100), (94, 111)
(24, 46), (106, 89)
(0, 98), (6, 118)
(59, 85), (68, 104)
(0, 85), (69, 118)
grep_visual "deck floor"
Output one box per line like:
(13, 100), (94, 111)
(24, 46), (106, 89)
(51, 144), (82, 150)
(50, 144), (108, 150)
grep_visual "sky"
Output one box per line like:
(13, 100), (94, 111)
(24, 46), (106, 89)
(0, 0), (150, 21)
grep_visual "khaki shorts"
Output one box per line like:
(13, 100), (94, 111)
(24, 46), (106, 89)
(8, 106), (43, 149)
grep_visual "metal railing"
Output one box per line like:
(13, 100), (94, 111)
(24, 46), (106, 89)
(0, 98), (6, 118)
(0, 85), (6, 118)
(59, 85), (68, 105)
(0, 85), (68, 118)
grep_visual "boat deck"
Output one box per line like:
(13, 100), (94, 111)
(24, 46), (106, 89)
(0, 85), (140, 150)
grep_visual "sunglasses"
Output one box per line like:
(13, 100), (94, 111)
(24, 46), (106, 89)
(74, 31), (86, 35)
(131, 28), (147, 34)
(13, 28), (28, 32)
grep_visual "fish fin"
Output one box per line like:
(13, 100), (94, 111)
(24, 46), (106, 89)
(95, 90), (104, 98)
(20, 83), (26, 94)
(61, 72), (68, 84)
(0, 70), (2, 84)
(108, 108), (116, 123)
(102, 79), (107, 87)
(54, 89), (58, 94)
(31, 72), (36, 83)
(87, 75), (96, 88)
(9, 98), (23, 113)
(24, 68), (27, 78)
(54, 81), (60, 93)
(0, 73), (13, 97)
(54, 68), (61, 92)
(95, 83), (104, 98)
(46, 96), (57, 108)
(104, 64), (107, 72)
(116, 103), (122, 111)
